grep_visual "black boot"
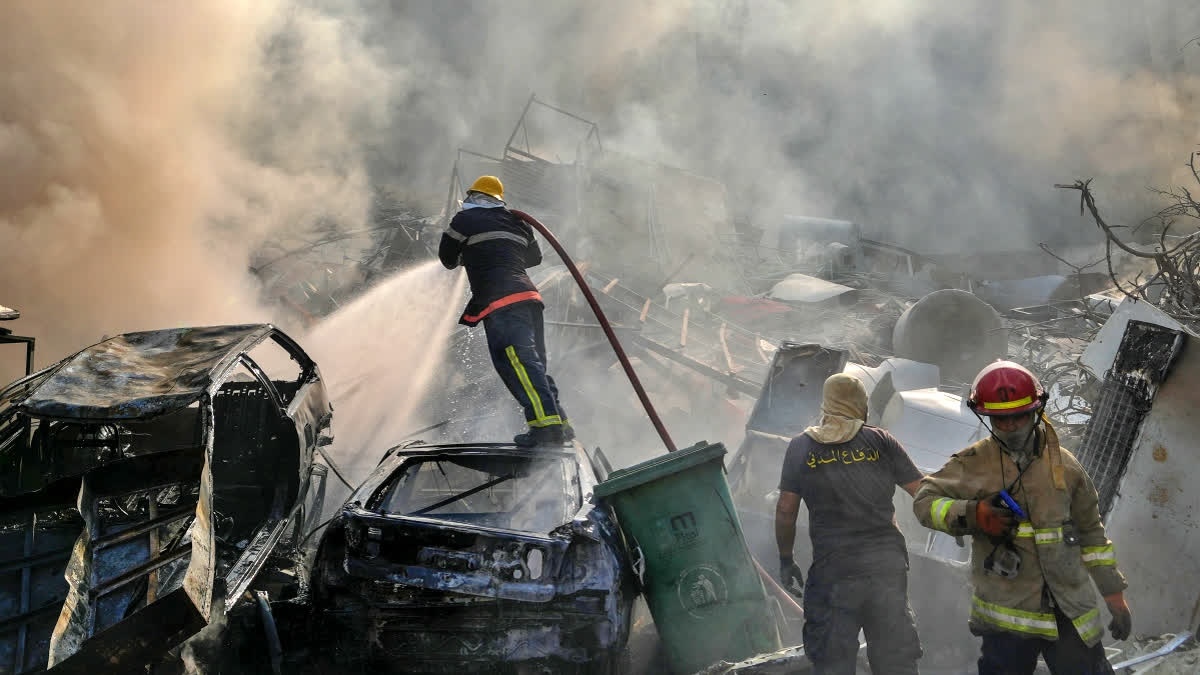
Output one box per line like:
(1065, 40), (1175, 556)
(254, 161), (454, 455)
(513, 425), (567, 447)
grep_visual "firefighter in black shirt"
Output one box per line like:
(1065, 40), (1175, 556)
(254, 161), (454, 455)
(438, 176), (569, 446)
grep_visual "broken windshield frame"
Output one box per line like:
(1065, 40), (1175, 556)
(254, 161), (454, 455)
(372, 453), (581, 533)
(410, 472), (515, 516)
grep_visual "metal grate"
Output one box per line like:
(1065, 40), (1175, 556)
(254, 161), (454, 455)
(1075, 378), (1149, 515)
(1073, 320), (1184, 515)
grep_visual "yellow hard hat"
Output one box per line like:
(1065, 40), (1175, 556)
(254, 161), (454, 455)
(468, 175), (504, 201)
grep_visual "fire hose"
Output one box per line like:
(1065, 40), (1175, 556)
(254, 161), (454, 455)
(511, 210), (804, 619)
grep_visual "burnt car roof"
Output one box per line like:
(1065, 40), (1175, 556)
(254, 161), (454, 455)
(11, 324), (274, 421)
(386, 442), (577, 458)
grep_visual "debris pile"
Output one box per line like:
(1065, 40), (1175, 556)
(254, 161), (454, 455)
(8, 96), (1200, 674)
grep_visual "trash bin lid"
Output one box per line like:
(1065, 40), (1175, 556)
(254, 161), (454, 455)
(594, 441), (726, 498)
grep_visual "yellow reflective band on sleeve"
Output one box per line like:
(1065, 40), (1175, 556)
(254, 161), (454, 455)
(982, 396), (1034, 410)
(505, 345), (547, 423)
(930, 498), (954, 532)
(970, 596), (1058, 638)
(1034, 527), (1063, 544)
(1073, 608), (1104, 644)
(1015, 524), (1064, 544)
(1081, 544), (1117, 566)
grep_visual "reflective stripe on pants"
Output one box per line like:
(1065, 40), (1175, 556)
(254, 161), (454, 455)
(483, 303), (565, 427)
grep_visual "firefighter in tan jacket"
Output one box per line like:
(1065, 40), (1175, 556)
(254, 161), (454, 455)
(914, 361), (1132, 674)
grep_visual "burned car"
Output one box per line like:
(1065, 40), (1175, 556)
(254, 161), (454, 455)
(0, 324), (330, 673)
(311, 442), (635, 674)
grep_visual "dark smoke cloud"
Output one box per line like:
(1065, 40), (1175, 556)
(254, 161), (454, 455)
(330, 1), (1199, 254)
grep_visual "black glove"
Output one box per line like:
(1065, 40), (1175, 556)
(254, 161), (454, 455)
(779, 554), (804, 598)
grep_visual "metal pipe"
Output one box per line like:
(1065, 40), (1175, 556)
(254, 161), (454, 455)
(147, 490), (160, 604)
(1111, 631), (1192, 670)
(503, 93), (536, 155)
(254, 590), (284, 675)
(0, 600), (63, 633)
(93, 503), (195, 550)
(16, 513), (33, 669)
(511, 210), (677, 453)
(95, 546), (191, 597)
(0, 546), (72, 575)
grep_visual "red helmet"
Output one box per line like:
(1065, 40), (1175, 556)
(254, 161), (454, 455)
(967, 360), (1046, 416)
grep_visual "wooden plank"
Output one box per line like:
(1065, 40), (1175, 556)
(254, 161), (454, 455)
(755, 333), (770, 363)
(680, 308), (689, 347)
(639, 299), (651, 323)
(629, 334), (759, 397)
(601, 278), (620, 293)
(719, 322), (736, 373)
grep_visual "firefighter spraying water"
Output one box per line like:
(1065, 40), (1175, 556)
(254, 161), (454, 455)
(438, 176), (574, 446)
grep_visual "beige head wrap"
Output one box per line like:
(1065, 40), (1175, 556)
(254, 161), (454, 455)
(803, 373), (868, 444)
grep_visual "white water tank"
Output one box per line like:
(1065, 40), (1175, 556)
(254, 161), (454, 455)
(892, 289), (1008, 383)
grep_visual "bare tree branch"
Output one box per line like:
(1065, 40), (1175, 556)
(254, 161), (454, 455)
(1056, 170), (1200, 329)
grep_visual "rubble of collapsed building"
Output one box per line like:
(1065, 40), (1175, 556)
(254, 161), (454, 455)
(239, 97), (1200, 671)
(249, 187), (440, 327)
(412, 99), (1200, 671)
(7, 99), (1200, 673)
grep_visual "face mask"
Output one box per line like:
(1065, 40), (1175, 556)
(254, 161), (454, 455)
(992, 415), (1037, 453)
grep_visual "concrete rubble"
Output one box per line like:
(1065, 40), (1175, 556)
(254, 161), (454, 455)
(1109, 633), (1198, 673)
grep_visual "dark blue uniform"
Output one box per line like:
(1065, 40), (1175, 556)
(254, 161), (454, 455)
(439, 206), (566, 433)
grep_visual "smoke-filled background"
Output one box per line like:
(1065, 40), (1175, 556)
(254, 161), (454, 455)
(2, 0), (1199, 395)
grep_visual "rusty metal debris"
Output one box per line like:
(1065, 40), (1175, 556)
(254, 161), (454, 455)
(0, 303), (35, 378)
(0, 325), (331, 673)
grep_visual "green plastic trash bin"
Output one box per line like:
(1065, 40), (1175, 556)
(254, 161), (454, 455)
(595, 441), (781, 673)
